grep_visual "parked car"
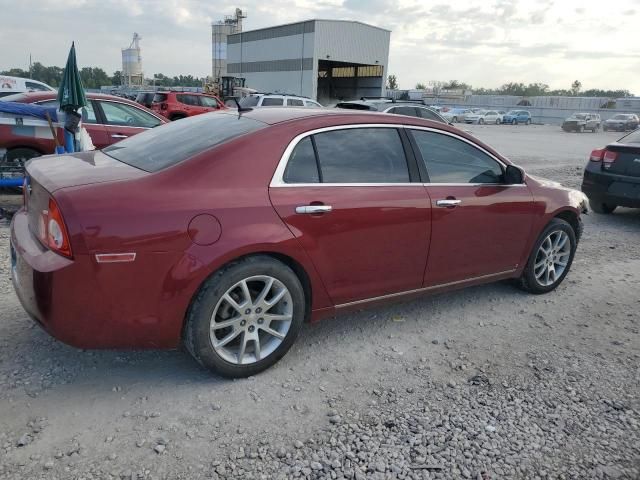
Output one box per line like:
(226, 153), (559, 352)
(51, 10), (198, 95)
(10, 108), (587, 377)
(135, 91), (156, 109)
(502, 110), (532, 125)
(602, 114), (639, 132)
(335, 100), (449, 124)
(0, 75), (54, 98)
(562, 113), (601, 133)
(0, 91), (166, 162)
(150, 91), (227, 120)
(442, 108), (471, 123)
(239, 94), (323, 108)
(582, 128), (640, 213)
(464, 110), (502, 125)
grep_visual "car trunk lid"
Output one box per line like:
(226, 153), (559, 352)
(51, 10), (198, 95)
(606, 143), (640, 177)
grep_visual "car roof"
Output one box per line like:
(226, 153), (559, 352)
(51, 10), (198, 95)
(6, 90), (145, 106)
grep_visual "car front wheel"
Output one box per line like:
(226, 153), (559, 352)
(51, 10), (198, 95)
(517, 218), (577, 294)
(184, 256), (305, 377)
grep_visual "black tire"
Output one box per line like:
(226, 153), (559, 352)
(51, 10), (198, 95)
(184, 256), (305, 378)
(589, 198), (617, 214)
(517, 218), (577, 294)
(511, 119), (517, 125)
(495, 118), (501, 125)
(479, 118), (484, 125)
(526, 119), (532, 125)
(7, 147), (40, 163)
(452, 116), (458, 123)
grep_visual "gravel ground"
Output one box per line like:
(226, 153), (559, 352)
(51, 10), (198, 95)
(0, 125), (639, 479)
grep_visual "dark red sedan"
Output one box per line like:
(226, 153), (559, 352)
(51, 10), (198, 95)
(10, 108), (587, 377)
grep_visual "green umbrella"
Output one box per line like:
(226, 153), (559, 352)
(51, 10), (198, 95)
(57, 42), (87, 112)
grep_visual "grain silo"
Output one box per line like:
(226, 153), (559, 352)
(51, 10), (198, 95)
(212, 8), (246, 81)
(122, 33), (143, 87)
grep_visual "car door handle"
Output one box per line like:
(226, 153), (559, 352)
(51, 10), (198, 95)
(295, 205), (332, 214)
(436, 199), (462, 208)
(111, 134), (128, 139)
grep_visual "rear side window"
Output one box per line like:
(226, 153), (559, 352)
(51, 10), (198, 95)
(199, 95), (220, 108)
(177, 94), (199, 106)
(104, 113), (265, 172)
(287, 98), (304, 106)
(389, 106), (418, 117)
(283, 137), (319, 183)
(153, 93), (167, 103)
(239, 96), (259, 107)
(411, 130), (503, 184)
(261, 97), (284, 106)
(314, 128), (409, 183)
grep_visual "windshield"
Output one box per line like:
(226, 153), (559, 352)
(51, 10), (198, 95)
(103, 112), (265, 172)
(612, 114), (629, 120)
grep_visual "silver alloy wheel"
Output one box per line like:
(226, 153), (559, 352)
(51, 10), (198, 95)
(533, 230), (571, 287)
(209, 275), (293, 365)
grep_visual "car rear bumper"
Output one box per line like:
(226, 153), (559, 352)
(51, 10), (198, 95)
(582, 164), (640, 208)
(10, 210), (184, 349)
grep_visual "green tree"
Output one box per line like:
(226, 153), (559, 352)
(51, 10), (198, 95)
(571, 80), (582, 96)
(111, 70), (122, 86)
(386, 74), (398, 90)
(80, 67), (110, 89)
(415, 82), (427, 90)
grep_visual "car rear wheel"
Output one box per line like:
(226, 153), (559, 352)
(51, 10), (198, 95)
(184, 256), (305, 378)
(589, 198), (617, 214)
(452, 116), (458, 123)
(517, 218), (576, 294)
(526, 119), (532, 125)
(479, 118), (484, 125)
(495, 119), (501, 125)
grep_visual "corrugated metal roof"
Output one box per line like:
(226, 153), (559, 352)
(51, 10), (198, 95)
(228, 19), (391, 42)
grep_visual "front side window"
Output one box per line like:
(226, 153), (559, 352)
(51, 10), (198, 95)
(99, 101), (162, 128)
(199, 95), (220, 108)
(389, 106), (417, 117)
(314, 128), (409, 183)
(261, 97), (284, 106)
(304, 100), (322, 108)
(287, 98), (304, 106)
(411, 130), (503, 184)
(418, 108), (444, 122)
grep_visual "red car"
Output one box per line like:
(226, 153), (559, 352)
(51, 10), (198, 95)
(10, 108), (587, 377)
(150, 91), (226, 120)
(0, 91), (166, 162)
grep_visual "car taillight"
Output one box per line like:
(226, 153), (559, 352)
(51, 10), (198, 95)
(589, 149), (604, 162)
(602, 150), (618, 169)
(39, 197), (72, 258)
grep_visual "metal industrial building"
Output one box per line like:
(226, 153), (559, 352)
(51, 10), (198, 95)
(225, 20), (390, 104)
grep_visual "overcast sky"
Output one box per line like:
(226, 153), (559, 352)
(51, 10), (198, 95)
(2, 0), (639, 92)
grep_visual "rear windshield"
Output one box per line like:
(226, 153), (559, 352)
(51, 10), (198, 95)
(620, 130), (640, 144)
(103, 112), (265, 172)
(152, 93), (167, 103)
(335, 103), (373, 110)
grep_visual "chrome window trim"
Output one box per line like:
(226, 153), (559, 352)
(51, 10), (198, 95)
(270, 123), (528, 188)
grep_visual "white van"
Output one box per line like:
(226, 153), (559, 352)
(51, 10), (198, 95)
(0, 76), (55, 98)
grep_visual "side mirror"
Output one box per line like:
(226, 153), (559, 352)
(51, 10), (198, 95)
(505, 165), (524, 184)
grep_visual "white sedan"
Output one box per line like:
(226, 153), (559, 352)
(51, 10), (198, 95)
(464, 110), (502, 124)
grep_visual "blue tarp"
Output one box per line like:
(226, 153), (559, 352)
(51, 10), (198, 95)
(0, 101), (58, 122)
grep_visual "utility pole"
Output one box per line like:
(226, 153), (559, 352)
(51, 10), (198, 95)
(29, 54), (32, 78)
